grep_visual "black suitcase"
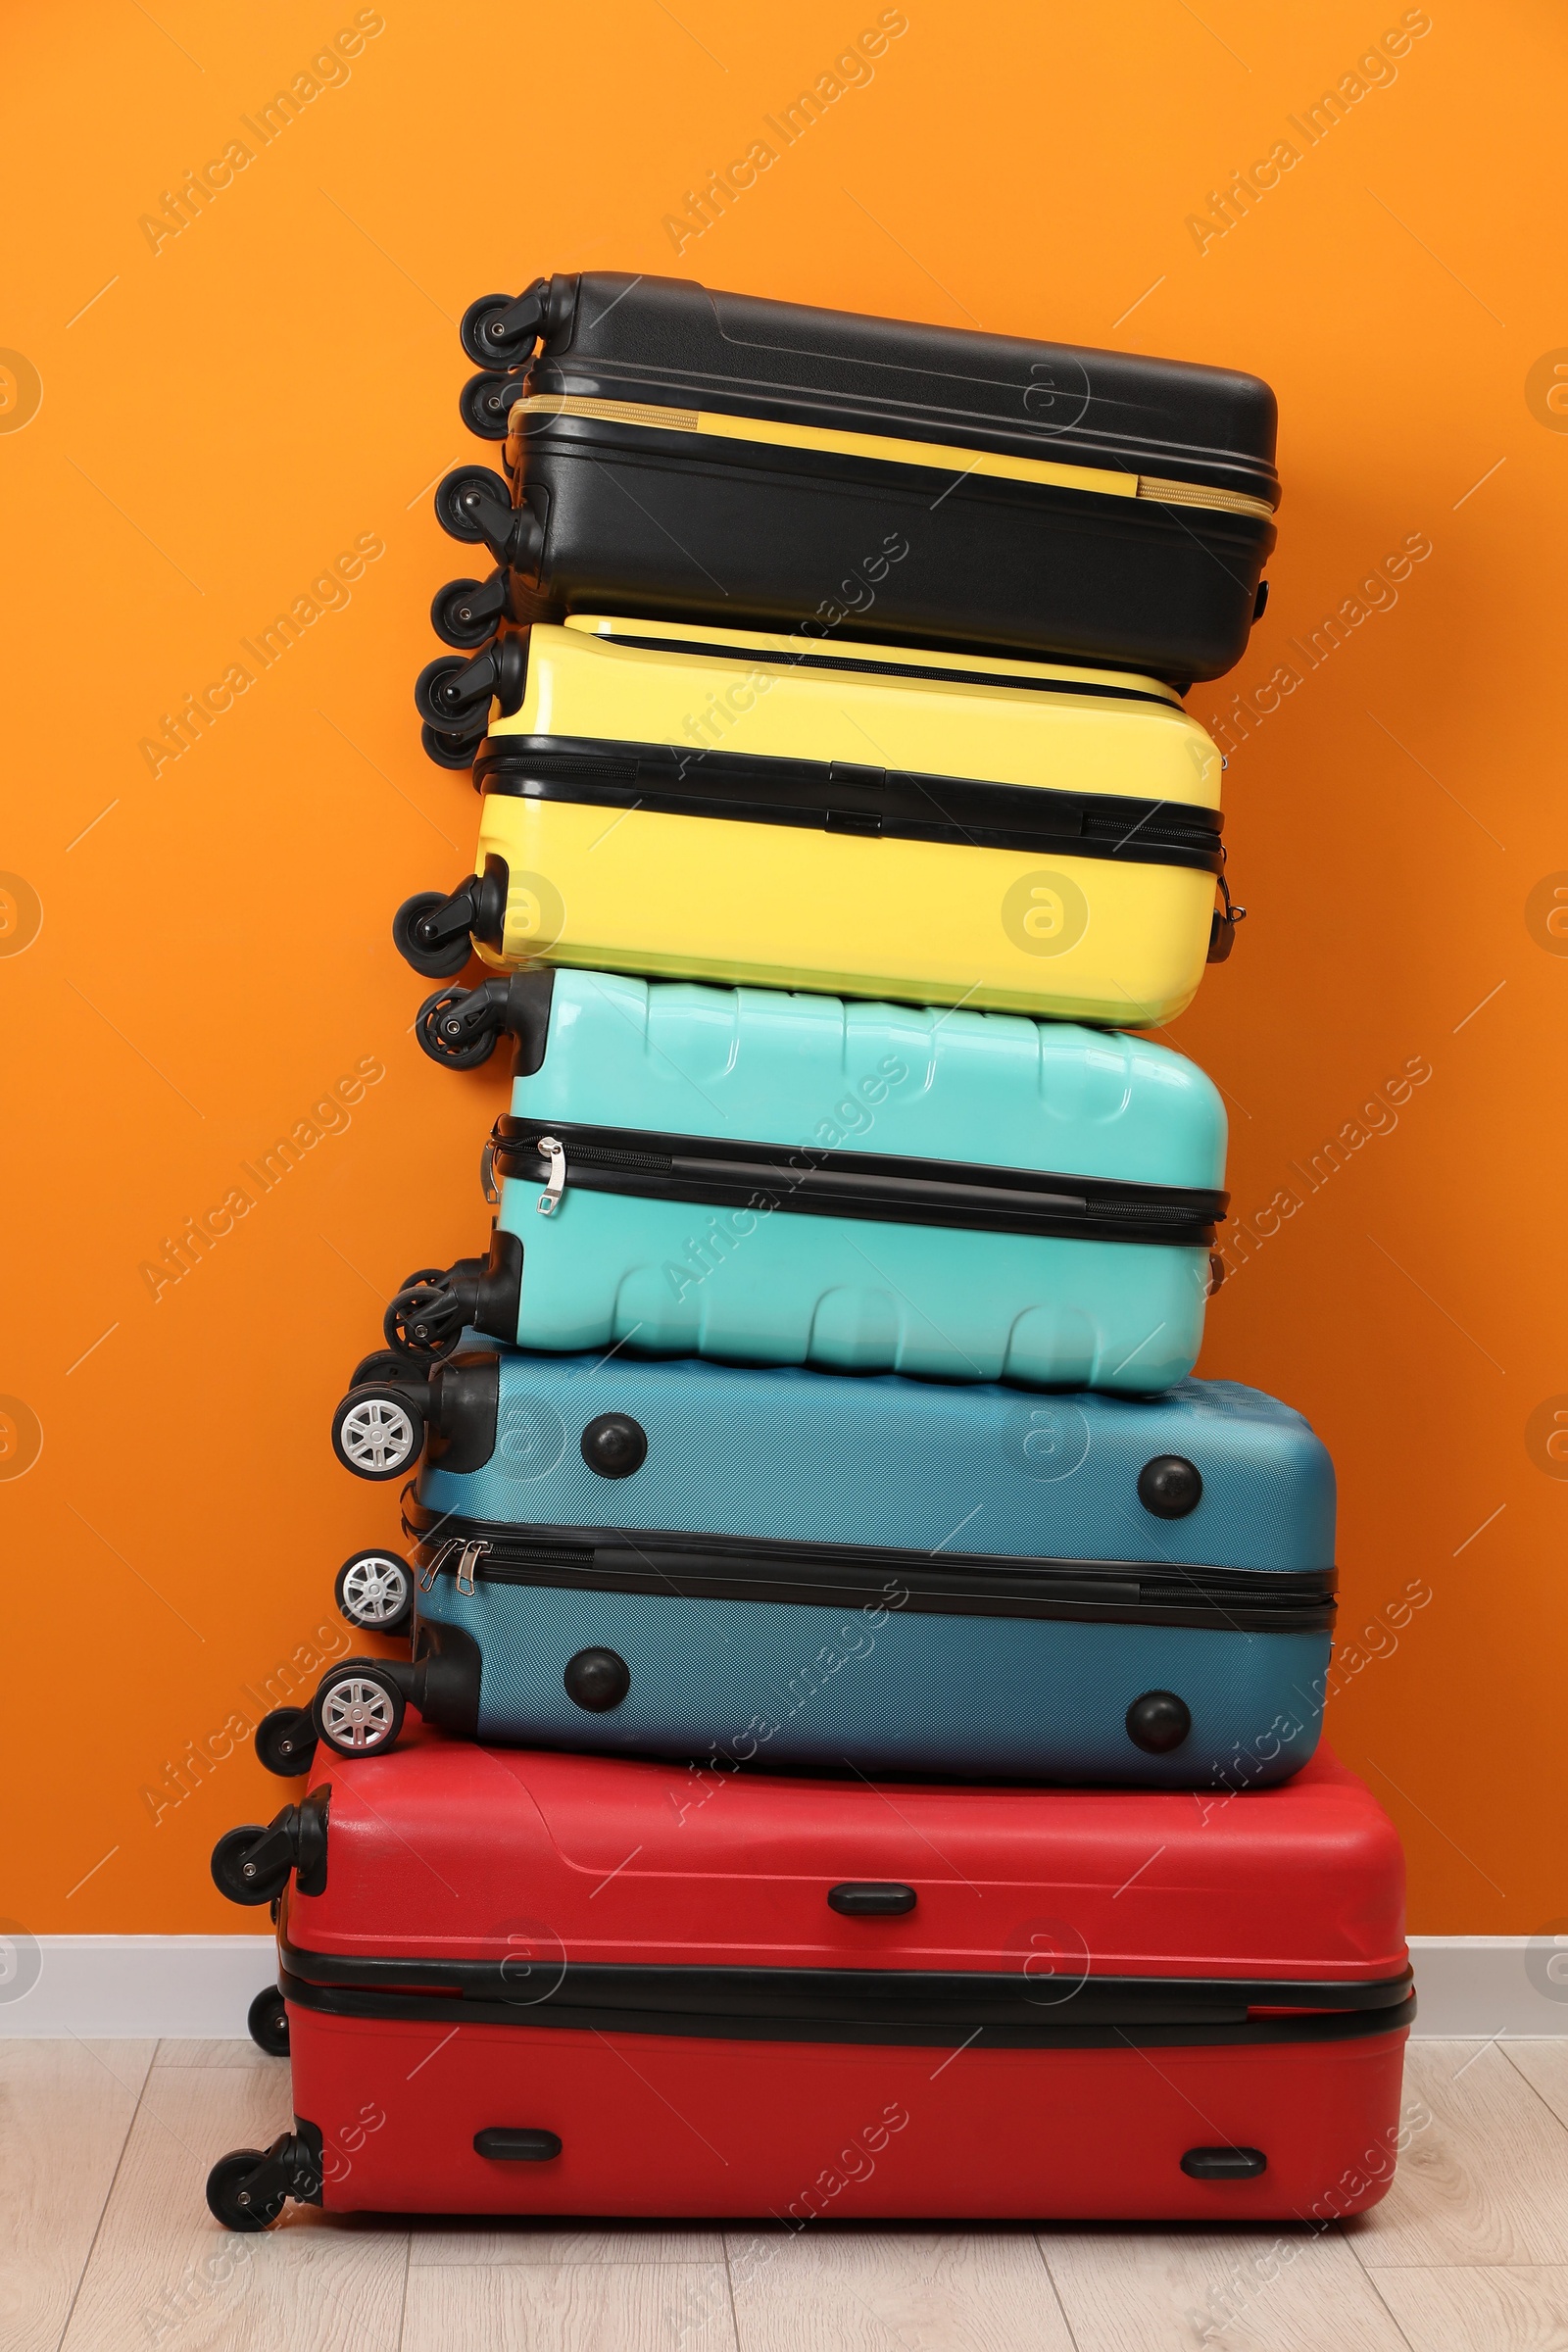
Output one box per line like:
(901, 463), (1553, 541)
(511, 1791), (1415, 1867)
(436, 272), (1278, 687)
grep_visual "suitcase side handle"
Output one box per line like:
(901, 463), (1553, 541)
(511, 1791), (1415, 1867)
(474, 2128), (564, 2163)
(1208, 870), (1247, 963)
(1181, 2146), (1267, 2180)
(828, 1883), (917, 1917)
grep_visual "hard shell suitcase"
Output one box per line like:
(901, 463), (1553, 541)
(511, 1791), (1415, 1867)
(206, 1740), (1411, 2226)
(430, 271), (1279, 683)
(378, 970), (1227, 1399)
(403, 615), (1241, 1030)
(311, 1357), (1333, 1787)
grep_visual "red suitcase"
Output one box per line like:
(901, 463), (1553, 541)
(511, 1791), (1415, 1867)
(207, 1736), (1411, 2228)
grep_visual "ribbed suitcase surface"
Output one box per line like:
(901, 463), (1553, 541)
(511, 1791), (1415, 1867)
(403, 1356), (1335, 1785)
(474, 272), (1279, 679)
(449, 616), (1231, 1024)
(265, 1739), (1410, 2220)
(406, 968), (1227, 1396)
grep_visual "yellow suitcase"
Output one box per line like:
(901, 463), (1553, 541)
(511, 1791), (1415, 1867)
(396, 616), (1239, 1053)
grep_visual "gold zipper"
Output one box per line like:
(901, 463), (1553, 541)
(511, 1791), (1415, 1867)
(510, 394), (1276, 521)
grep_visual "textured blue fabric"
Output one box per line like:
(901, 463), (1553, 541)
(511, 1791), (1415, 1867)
(419, 1358), (1335, 1573)
(495, 971), (1226, 1394)
(416, 1579), (1327, 1788)
(414, 1357), (1334, 1786)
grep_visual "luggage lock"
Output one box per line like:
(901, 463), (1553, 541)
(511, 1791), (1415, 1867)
(535, 1136), (566, 1215)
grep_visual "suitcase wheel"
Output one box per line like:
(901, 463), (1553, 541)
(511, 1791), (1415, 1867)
(460, 280), (548, 369)
(433, 464), (511, 544)
(1125, 1690), (1193, 1754)
(332, 1384), (426, 1481)
(459, 368), (528, 441)
(416, 639), (527, 729)
(432, 468), (544, 572)
(430, 572), (506, 650)
(416, 654), (481, 729)
(415, 982), (504, 1071)
(210, 1824), (288, 1907)
(205, 2147), (289, 2231)
(254, 1706), (318, 1779)
(396, 871), (507, 977)
(1136, 1455), (1203, 1518)
(420, 718), (484, 771)
(348, 1348), (419, 1392)
(460, 291), (516, 366)
(335, 1548), (414, 1638)
(246, 1986), (290, 2058)
(312, 1660), (408, 1758)
(205, 2131), (320, 2230)
(392, 891), (474, 981)
(384, 1266), (468, 1361)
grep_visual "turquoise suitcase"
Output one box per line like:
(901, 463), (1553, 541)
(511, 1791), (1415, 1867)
(309, 1357), (1333, 1785)
(385, 969), (1227, 1397)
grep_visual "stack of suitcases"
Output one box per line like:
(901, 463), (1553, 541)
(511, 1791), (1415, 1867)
(207, 274), (1413, 2231)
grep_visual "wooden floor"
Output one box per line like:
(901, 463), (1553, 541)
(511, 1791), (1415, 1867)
(10, 2038), (1568, 2350)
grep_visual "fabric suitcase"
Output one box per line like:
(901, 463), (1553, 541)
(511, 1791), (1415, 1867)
(205, 1739), (1410, 2226)
(404, 615), (1240, 1028)
(382, 968), (1227, 1396)
(313, 1355), (1332, 1786)
(432, 270), (1279, 683)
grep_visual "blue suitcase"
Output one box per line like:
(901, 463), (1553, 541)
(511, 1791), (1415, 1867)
(385, 968), (1228, 1398)
(301, 1354), (1335, 1788)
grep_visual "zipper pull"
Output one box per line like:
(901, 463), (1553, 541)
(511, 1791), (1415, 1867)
(456, 1539), (490, 1595)
(535, 1135), (566, 1216)
(417, 1537), (462, 1593)
(480, 1127), (501, 1206)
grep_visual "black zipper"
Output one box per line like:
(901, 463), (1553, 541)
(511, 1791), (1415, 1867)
(403, 1505), (1336, 1634)
(476, 732), (1224, 873)
(489, 1118), (1227, 1247)
(544, 647), (1182, 705)
(279, 1951), (1411, 2051)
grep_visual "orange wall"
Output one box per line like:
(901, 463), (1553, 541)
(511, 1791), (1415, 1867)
(3, 0), (1562, 1936)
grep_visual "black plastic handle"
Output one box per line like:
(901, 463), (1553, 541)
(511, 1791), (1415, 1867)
(828, 1883), (917, 1917)
(474, 2127), (563, 2163)
(1181, 2145), (1266, 2180)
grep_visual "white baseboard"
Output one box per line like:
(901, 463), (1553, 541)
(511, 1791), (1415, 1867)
(2, 1937), (276, 2038)
(1403, 1936), (1568, 2038)
(0, 1935), (1560, 2039)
